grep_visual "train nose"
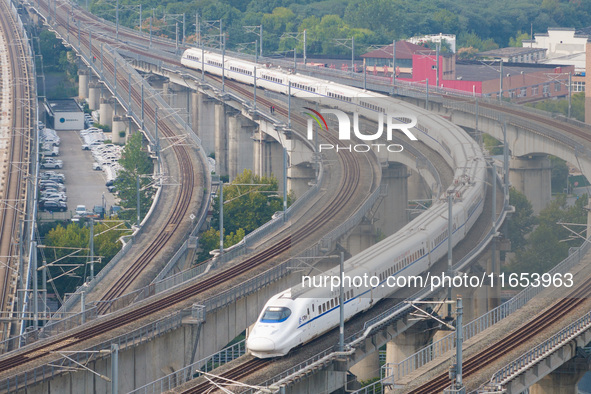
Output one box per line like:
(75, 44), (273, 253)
(247, 337), (275, 352)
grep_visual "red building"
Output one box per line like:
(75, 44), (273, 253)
(362, 42), (575, 102)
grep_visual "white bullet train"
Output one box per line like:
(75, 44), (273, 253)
(180, 47), (487, 358)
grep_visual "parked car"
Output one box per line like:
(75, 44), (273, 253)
(41, 200), (67, 212)
(40, 192), (67, 202)
(41, 160), (63, 169)
(93, 205), (105, 219)
(75, 205), (87, 216)
(92, 162), (102, 171)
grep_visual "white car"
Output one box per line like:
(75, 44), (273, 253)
(75, 205), (87, 216)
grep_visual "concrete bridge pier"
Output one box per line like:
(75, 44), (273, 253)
(376, 162), (409, 238)
(287, 163), (315, 199)
(87, 82), (101, 111)
(112, 115), (128, 144)
(192, 91), (216, 156)
(78, 67), (90, 100)
(253, 131), (284, 182)
(345, 220), (375, 260)
(214, 103), (233, 176)
(384, 329), (433, 393)
(227, 114), (256, 180)
(508, 154), (552, 214)
(164, 82), (191, 126)
(283, 365), (347, 394)
(350, 352), (381, 384)
(407, 170), (430, 201)
(99, 97), (114, 128)
(529, 358), (589, 394)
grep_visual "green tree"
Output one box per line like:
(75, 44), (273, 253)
(509, 31), (531, 47)
(197, 169), (293, 262)
(526, 92), (585, 122)
(550, 156), (569, 194)
(507, 194), (588, 275)
(115, 133), (154, 223)
(482, 134), (503, 155)
(507, 188), (536, 252)
(42, 221), (131, 295)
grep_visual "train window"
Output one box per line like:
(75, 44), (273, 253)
(307, 308), (310, 315)
(260, 307), (292, 323)
(330, 299), (334, 309)
(312, 304), (315, 312)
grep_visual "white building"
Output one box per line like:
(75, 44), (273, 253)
(523, 27), (588, 73)
(408, 33), (456, 53)
(44, 99), (85, 131)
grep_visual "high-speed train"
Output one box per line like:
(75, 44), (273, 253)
(181, 47), (487, 358)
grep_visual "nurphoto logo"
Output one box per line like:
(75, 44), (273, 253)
(303, 107), (418, 153)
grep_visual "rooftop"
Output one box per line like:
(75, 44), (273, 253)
(361, 41), (434, 59)
(477, 47), (546, 58)
(46, 99), (83, 113)
(455, 61), (570, 81)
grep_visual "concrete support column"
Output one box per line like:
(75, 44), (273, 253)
(350, 352), (381, 382)
(164, 82), (191, 126)
(227, 115), (255, 180)
(407, 169), (430, 201)
(345, 221), (375, 257)
(509, 155), (552, 214)
(385, 330), (433, 393)
(214, 103), (229, 176)
(287, 162), (315, 199)
(194, 92), (216, 156)
(78, 68), (90, 100)
(253, 132), (282, 182)
(530, 359), (588, 394)
(111, 115), (127, 144)
(99, 97), (114, 128)
(87, 82), (101, 111)
(376, 162), (409, 238)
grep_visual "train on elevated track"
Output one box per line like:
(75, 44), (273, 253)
(180, 47), (487, 358)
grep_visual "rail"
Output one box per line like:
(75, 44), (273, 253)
(1, 0), (39, 350)
(386, 239), (591, 384)
(247, 169), (507, 392)
(129, 339), (247, 394)
(487, 305), (591, 389)
(0, 309), (191, 392)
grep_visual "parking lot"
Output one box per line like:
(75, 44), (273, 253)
(38, 129), (119, 220)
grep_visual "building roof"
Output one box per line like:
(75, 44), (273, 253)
(361, 41), (433, 60)
(455, 61), (569, 82)
(477, 47), (546, 58)
(46, 99), (83, 113)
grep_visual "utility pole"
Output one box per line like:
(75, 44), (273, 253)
(116, 0), (119, 41)
(447, 192), (453, 318)
(568, 72), (572, 118)
(436, 42), (440, 90)
(219, 182), (224, 255)
(499, 59), (503, 103)
(339, 252), (345, 351)
(392, 40), (396, 88)
(303, 29), (307, 66)
(89, 218), (94, 280)
(32, 241), (38, 330)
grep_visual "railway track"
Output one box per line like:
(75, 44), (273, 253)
(0, 0), (32, 341)
(182, 358), (271, 394)
(0, 4), (375, 382)
(408, 276), (591, 393)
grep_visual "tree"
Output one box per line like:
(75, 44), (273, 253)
(509, 31), (531, 47)
(506, 194), (588, 275)
(197, 169), (293, 262)
(507, 188), (536, 252)
(550, 156), (569, 194)
(482, 134), (503, 155)
(115, 132), (155, 223)
(42, 220), (131, 296)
